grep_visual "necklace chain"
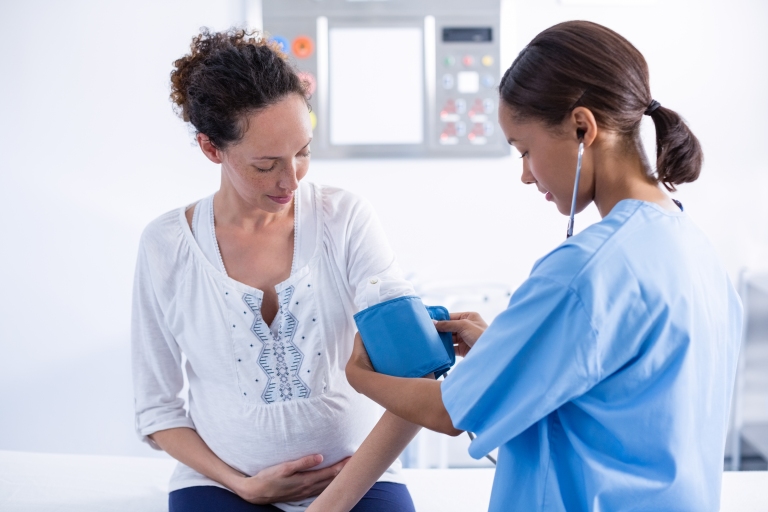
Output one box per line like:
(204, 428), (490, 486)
(291, 189), (298, 276)
(209, 191), (299, 278)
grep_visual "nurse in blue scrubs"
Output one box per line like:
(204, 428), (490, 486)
(344, 21), (743, 512)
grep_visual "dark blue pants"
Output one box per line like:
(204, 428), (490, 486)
(169, 482), (416, 512)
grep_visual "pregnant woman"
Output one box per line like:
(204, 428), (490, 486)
(131, 28), (419, 512)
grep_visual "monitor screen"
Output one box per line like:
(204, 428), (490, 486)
(329, 27), (424, 146)
(442, 27), (493, 43)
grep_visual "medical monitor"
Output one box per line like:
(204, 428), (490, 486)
(262, 0), (507, 158)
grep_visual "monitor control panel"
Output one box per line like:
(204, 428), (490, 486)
(261, 0), (507, 159)
(435, 26), (500, 149)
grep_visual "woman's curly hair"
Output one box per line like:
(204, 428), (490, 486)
(170, 27), (308, 149)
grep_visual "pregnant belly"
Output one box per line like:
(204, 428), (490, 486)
(192, 390), (380, 476)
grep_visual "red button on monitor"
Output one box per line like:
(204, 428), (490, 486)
(440, 99), (460, 122)
(468, 99), (485, 118)
(292, 36), (314, 59)
(440, 123), (460, 145)
(462, 55), (475, 67)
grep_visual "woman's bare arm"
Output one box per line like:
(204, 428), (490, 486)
(306, 411), (420, 512)
(345, 333), (463, 436)
(151, 427), (246, 490)
(342, 313), (488, 436)
(150, 427), (348, 504)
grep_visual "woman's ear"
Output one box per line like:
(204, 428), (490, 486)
(570, 107), (598, 147)
(196, 133), (223, 164)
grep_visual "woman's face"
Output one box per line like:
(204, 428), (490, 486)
(498, 101), (590, 216)
(210, 93), (313, 214)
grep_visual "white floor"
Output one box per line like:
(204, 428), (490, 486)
(0, 451), (766, 512)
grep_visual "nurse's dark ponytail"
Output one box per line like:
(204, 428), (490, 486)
(499, 21), (703, 191)
(645, 105), (702, 190)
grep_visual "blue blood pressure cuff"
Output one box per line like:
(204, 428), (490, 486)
(353, 295), (455, 378)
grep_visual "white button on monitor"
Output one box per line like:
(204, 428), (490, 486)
(442, 74), (454, 89)
(457, 71), (480, 94)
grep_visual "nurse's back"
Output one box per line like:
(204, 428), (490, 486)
(533, 199), (742, 509)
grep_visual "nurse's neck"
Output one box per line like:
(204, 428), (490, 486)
(591, 133), (680, 218)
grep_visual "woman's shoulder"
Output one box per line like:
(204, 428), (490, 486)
(311, 182), (370, 213)
(139, 206), (187, 251)
(135, 204), (200, 296)
(308, 182), (376, 230)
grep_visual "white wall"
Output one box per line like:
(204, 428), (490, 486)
(0, 0), (766, 457)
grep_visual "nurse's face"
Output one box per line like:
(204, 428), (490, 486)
(198, 93), (312, 214)
(498, 101), (591, 216)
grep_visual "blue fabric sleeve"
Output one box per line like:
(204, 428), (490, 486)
(441, 276), (600, 459)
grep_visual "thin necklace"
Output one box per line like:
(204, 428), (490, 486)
(210, 192), (299, 279)
(210, 195), (228, 276)
(290, 188), (298, 276)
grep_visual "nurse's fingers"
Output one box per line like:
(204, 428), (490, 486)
(435, 312), (488, 332)
(448, 311), (486, 323)
(454, 340), (472, 358)
(434, 318), (486, 348)
(433, 319), (464, 332)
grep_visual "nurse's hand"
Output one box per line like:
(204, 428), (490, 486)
(434, 312), (488, 358)
(233, 455), (350, 504)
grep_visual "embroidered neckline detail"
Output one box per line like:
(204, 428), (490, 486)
(243, 287), (310, 403)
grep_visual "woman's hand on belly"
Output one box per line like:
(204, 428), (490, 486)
(232, 454), (351, 505)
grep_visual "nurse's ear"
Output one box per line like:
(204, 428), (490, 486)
(570, 107), (598, 147)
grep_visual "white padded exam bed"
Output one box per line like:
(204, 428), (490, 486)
(0, 451), (765, 511)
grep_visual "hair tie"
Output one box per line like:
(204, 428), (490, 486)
(644, 100), (661, 116)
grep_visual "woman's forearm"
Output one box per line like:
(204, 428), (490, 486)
(307, 411), (421, 512)
(345, 333), (461, 436)
(150, 427), (247, 492)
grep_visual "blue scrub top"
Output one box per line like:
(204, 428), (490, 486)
(442, 200), (742, 512)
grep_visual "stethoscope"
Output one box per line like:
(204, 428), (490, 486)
(567, 132), (586, 239)
(462, 134), (586, 466)
(565, 134), (683, 238)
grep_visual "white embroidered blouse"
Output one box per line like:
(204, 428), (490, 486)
(131, 181), (414, 510)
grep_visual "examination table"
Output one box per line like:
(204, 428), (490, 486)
(0, 450), (765, 511)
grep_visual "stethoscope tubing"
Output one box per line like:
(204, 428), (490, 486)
(567, 141), (585, 238)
